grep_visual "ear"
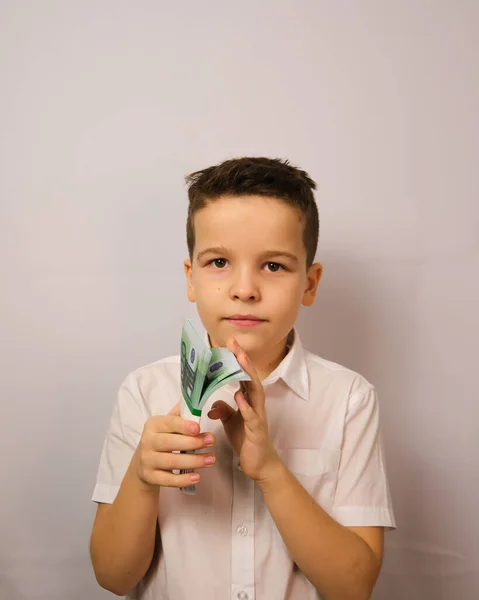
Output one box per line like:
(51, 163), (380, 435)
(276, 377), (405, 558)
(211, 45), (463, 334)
(184, 258), (196, 303)
(302, 262), (323, 307)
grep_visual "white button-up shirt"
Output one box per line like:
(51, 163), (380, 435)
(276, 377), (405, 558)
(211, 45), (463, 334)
(92, 329), (396, 600)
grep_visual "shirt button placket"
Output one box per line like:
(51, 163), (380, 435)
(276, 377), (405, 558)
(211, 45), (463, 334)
(231, 455), (255, 600)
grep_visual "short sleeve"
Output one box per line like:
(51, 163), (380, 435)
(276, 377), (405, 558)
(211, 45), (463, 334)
(331, 385), (396, 531)
(91, 372), (151, 504)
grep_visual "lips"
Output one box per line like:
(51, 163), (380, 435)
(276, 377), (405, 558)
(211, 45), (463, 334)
(227, 314), (265, 321)
(225, 314), (267, 328)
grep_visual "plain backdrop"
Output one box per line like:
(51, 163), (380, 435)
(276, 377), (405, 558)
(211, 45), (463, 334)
(1, 1), (478, 599)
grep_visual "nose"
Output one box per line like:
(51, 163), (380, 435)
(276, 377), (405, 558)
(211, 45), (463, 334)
(229, 266), (261, 302)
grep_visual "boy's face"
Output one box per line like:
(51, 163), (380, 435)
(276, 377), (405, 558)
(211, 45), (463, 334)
(184, 195), (322, 361)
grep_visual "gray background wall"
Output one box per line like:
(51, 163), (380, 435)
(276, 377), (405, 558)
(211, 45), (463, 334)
(1, 1), (478, 598)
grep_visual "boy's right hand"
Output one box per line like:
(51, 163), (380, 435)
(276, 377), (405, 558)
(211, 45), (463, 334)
(133, 403), (216, 489)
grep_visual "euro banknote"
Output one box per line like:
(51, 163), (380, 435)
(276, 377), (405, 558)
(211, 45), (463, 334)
(179, 318), (251, 494)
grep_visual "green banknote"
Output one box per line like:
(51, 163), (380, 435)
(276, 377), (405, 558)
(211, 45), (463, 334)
(180, 319), (251, 417)
(179, 319), (251, 495)
(180, 319), (212, 417)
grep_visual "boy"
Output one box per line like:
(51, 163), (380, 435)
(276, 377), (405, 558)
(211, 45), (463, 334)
(90, 157), (396, 600)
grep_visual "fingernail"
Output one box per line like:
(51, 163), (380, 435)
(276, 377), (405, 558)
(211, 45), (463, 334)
(204, 434), (214, 446)
(190, 474), (200, 483)
(188, 423), (198, 434)
(204, 454), (216, 465)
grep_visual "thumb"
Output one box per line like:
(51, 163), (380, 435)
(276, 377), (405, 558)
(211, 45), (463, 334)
(168, 402), (181, 417)
(208, 400), (235, 424)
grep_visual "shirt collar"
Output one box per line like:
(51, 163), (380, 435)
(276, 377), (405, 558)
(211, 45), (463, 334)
(205, 327), (309, 401)
(261, 328), (309, 401)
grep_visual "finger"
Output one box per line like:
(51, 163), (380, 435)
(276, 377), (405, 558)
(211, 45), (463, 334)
(149, 414), (200, 436)
(207, 400), (236, 424)
(227, 338), (264, 410)
(149, 470), (202, 488)
(168, 402), (181, 416)
(233, 388), (260, 426)
(227, 337), (262, 390)
(152, 432), (215, 452)
(151, 451), (216, 472)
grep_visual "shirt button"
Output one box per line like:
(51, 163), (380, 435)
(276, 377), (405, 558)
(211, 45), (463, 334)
(237, 592), (248, 600)
(236, 524), (248, 536)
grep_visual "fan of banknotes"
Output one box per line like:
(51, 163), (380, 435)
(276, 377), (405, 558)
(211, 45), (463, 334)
(180, 318), (251, 419)
(179, 318), (251, 495)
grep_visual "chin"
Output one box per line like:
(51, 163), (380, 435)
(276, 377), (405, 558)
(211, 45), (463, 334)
(208, 319), (275, 351)
(226, 329), (269, 349)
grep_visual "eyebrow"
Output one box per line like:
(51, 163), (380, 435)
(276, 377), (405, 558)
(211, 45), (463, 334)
(196, 247), (299, 263)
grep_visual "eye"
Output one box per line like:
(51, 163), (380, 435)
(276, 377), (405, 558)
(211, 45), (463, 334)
(265, 262), (283, 272)
(209, 258), (228, 269)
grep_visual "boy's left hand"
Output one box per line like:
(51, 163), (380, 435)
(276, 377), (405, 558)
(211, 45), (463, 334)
(207, 338), (282, 483)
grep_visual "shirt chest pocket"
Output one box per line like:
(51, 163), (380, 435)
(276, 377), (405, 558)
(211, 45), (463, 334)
(278, 448), (340, 512)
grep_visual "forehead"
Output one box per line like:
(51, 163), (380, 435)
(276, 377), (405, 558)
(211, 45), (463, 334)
(194, 195), (304, 252)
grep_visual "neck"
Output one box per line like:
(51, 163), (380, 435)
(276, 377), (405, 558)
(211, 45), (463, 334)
(248, 334), (291, 381)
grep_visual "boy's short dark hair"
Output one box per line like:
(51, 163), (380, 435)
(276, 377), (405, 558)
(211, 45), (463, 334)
(185, 157), (319, 268)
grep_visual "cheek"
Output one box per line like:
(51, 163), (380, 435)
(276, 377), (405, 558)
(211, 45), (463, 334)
(194, 269), (228, 289)
(269, 279), (304, 307)
(193, 278), (224, 306)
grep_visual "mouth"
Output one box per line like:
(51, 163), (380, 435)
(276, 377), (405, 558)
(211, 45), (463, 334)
(224, 314), (267, 328)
